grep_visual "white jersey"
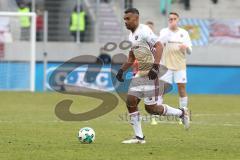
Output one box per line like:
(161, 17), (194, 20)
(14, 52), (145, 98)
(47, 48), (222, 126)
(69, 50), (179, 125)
(159, 27), (192, 70)
(129, 24), (159, 52)
(128, 24), (159, 77)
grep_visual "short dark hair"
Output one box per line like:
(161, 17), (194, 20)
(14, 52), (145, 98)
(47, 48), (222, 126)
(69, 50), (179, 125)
(145, 21), (154, 25)
(124, 8), (139, 15)
(169, 12), (179, 17)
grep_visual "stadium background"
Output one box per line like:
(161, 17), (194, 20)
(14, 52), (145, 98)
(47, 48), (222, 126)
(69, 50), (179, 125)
(0, 0), (240, 94)
(0, 1), (240, 160)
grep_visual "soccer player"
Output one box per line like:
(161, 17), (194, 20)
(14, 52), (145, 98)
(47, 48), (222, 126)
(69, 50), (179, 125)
(116, 8), (189, 144)
(158, 12), (192, 111)
(145, 21), (159, 125)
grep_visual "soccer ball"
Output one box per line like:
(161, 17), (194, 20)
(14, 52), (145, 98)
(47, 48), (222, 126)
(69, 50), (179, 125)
(78, 127), (95, 144)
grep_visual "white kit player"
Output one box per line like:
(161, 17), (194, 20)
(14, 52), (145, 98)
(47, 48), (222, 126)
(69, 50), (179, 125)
(159, 12), (192, 111)
(116, 8), (190, 144)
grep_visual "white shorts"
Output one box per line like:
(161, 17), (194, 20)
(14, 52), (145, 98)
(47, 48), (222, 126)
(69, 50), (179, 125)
(128, 77), (162, 105)
(160, 69), (187, 84)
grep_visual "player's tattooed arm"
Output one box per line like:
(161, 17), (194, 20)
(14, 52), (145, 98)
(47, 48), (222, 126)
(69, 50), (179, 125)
(148, 42), (163, 80)
(153, 42), (163, 65)
(116, 51), (135, 82)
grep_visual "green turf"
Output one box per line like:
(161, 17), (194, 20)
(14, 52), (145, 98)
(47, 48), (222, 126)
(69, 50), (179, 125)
(0, 92), (240, 160)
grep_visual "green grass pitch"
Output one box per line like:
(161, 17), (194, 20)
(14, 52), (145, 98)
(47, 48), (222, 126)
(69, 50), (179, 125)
(0, 92), (240, 160)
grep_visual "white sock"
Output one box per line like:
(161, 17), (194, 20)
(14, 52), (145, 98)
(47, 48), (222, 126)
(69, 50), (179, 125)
(162, 104), (182, 117)
(179, 97), (188, 108)
(157, 95), (163, 105)
(129, 111), (143, 138)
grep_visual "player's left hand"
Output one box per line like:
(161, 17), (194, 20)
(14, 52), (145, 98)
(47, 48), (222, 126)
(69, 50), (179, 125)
(148, 64), (159, 80)
(179, 44), (188, 53)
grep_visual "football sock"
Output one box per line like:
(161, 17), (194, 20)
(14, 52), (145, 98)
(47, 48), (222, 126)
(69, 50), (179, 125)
(129, 111), (144, 139)
(157, 95), (163, 105)
(162, 104), (183, 117)
(179, 97), (188, 108)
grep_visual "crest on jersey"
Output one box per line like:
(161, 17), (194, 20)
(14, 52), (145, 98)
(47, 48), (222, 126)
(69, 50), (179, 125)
(180, 34), (184, 38)
(135, 35), (138, 40)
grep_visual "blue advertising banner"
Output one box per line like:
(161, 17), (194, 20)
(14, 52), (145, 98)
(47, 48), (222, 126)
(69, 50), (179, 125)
(39, 63), (240, 94)
(45, 64), (119, 92)
(1, 62), (240, 94)
(0, 62), (30, 90)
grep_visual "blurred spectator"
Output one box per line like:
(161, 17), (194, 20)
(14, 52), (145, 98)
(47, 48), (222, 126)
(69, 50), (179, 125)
(98, 53), (111, 64)
(100, 0), (109, 3)
(84, 48), (111, 83)
(179, 0), (190, 10)
(124, 0), (133, 9)
(69, 5), (86, 42)
(16, 0), (23, 7)
(18, 2), (30, 40)
(183, 0), (190, 10)
(160, 0), (172, 15)
(36, 8), (43, 41)
(212, 0), (218, 4)
(16, 0), (31, 9)
(99, 48), (111, 64)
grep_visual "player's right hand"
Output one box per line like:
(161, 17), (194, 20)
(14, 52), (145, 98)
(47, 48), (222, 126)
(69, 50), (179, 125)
(116, 69), (124, 82)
